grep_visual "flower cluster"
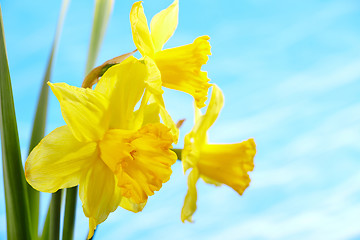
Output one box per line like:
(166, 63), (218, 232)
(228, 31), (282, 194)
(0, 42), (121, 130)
(25, 0), (256, 238)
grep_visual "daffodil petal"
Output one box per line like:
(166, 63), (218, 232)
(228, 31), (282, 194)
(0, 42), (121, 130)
(79, 158), (122, 239)
(198, 139), (256, 195)
(48, 82), (109, 142)
(119, 197), (146, 213)
(140, 56), (179, 141)
(150, 0), (178, 52)
(154, 36), (211, 108)
(130, 1), (155, 57)
(181, 168), (199, 223)
(150, 94), (179, 143)
(182, 134), (197, 173)
(132, 57), (163, 130)
(182, 85), (224, 171)
(134, 102), (161, 128)
(192, 84), (224, 143)
(25, 125), (96, 193)
(142, 56), (163, 96)
(95, 57), (147, 130)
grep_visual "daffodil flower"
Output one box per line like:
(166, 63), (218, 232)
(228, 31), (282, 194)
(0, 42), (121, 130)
(25, 57), (177, 238)
(130, 0), (212, 108)
(181, 85), (256, 222)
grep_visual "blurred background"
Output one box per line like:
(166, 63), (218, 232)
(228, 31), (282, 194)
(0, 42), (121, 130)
(1, 0), (360, 239)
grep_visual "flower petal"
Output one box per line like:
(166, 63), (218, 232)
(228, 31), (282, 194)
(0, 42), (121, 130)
(95, 57), (147, 130)
(99, 123), (177, 204)
(150, 94), (179, 143)
(181, 168), (199, 222)
(134, 102), (161, 128)
(48, 82), (109, 142)
(192, 84), (224, 143)
(140, 56), (179, 142)
(150, 0), (179, 52)
(154, 36), (211, 108)
(142, 56), (163, 96)
(79, 158), (122, 239)
(130, 1), (155, 57)
(119, 197), (146, 213)
(25, 125), (96, 193)
(198, 139), (256, 195)
(182, 85), (224, 171)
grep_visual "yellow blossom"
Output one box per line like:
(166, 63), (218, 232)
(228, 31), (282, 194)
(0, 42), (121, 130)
(25, 57), (177, 239)
(181, 85), (256, 222)
(130, 0), (212, 108)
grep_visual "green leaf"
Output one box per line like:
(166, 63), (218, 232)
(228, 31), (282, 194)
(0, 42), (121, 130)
(63, 1), (114, 239)
(85, 0), (114, 75)
(28, 0), (70, 236)
(40, 206), (51, 240)
(49, 190), (63, 240)
(62, 187), (77, 240)
(0, 5), (33, 240)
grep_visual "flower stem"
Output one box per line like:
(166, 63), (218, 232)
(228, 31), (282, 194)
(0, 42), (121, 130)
(171, 148), (182, 160)
(49, 190), (63, 240)
(62, 186), (78, 240)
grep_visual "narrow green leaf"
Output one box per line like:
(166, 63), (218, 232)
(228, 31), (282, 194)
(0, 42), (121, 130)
(63, 1), (114, 239)
(0, 5), (33, 240)
(28, 0), (70, 235)
(40, 205), (51, 240)
(85, 0), (114, 75)
(61, 187), (77, 240)
(49, 190), (63, 240)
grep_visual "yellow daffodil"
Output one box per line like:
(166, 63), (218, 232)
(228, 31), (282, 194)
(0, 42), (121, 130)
(130, 0), (212, 108)
(181, 85), (256, 222)
(25, 57), (177, 238)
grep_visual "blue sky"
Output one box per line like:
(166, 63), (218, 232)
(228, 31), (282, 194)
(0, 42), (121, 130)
(1, 0), (360, 239)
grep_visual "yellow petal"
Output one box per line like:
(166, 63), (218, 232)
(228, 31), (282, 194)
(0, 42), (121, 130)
(130, 1), (155, 57)
(142, 56), (163, 96)
(154, 36), (212, 108)
(95, 56), (147, 130)
(79, 158), (122, 239)
(99, 123), (177, 204)
(198, 139), (256, 195)
(182, 85), (224, 172)
(48, 82), (109, 142)
(181, 168), (199, 222)
(150, 0), (179, 52)
(150, 94), (179, 143)
(25, 126), (97, 193)
(134, 102), (160, 127)
(140, 56), (179, 142)
(132, 57), (162, 130)
(192, 84), (224, 143)
(119, 197), (147, 213)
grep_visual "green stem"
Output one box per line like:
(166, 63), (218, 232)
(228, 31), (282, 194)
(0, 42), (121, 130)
(62, 187), (78, 240)
(49, 190), (63, 240)
(171, 148), (182, 160)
